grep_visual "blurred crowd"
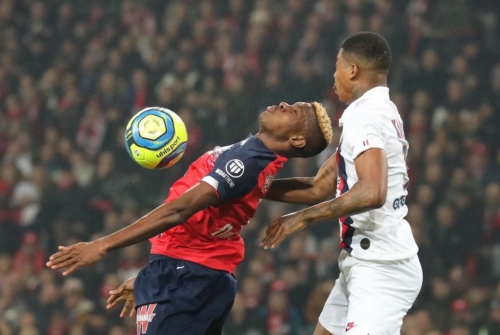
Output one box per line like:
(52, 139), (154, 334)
(0, 0), (499, 334)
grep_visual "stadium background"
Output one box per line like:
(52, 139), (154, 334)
(0, 0), (499, 334)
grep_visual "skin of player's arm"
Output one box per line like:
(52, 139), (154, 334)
(263, 155), (337, 205)
(46, 182), (219, 275)
(262, 148), (387, 248)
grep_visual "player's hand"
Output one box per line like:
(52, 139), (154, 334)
(46, 241), (107, 276)
(261, 212), (307, 249)
(107, 277), (137, 318)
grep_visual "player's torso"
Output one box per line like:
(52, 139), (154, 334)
(150, 136), (286, 272)
(173, 147), (279, 240)
(336, 89), (418, 260)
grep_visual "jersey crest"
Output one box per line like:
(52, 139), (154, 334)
(261, 174), (275, 193)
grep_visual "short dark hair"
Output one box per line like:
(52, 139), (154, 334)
(341, 32), (391, 71)
(295, 102), (332, 158)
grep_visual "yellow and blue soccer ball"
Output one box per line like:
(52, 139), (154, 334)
(124, 107), (188, 169)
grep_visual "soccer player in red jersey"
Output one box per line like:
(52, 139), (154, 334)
(47, 101), (333, 335)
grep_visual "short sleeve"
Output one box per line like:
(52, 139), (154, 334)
(348, 114), (385, 159)
(201, 147), (275, 204)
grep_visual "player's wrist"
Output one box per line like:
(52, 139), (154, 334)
(297, 209), (313, 225)
(94, 238), (112, 254)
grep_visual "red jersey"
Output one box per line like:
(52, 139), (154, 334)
(150, 136), (287, 273)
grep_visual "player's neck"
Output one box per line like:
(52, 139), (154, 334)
(255, 132), (290, 158)
(351, 76), (387, 101)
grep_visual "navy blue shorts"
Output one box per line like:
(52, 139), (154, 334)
(134, 254), (237, 335)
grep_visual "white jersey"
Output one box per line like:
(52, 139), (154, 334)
(336, 86), (418, 261)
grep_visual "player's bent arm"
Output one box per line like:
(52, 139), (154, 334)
(299, 148), (387, 223)
(101, 182), (219, 251)
(261, 149), (387, 249)
(264, 155), (337, 205)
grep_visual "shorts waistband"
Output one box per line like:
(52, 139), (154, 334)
(149, 254), (179, 262)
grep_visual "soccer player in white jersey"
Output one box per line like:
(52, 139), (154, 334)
(262, 32), (422, 335)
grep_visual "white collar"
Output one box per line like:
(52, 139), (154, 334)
(339, 86), (389, 127)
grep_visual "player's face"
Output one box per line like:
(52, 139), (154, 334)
(259, 102), (311, 140)
(333, 49), (354, 104)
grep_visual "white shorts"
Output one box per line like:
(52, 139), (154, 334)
(318, 251), (422, 335)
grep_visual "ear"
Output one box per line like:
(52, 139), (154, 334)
(289, 135), (306, 149)
(349, 64), (358, 80)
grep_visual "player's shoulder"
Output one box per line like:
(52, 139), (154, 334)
(213, 136), (281, 177)
(351, 97), (395, 115)
(222, 136), (278, 162)
(344, 97), (398, 128)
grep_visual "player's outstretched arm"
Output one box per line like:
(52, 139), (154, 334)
(262, 148), (387, 248)
(264, 155), (337, 205)
(46, 182), (219, 275)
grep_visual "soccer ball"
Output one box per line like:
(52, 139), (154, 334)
(124, 107), (188, 169)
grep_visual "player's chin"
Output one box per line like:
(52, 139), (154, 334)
(258, 112), (265, 128)
(336, 91), (349, 104)
(259, 110), (268, 122)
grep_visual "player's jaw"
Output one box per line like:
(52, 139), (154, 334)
(333, 72), (352, 104)
(259, 105), (276, 133)
(334, 51), (355, 104)
(333, 68), (349, 104)
(333, 77), (352, 104)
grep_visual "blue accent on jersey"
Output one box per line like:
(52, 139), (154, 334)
(204, 136), (277, 204)
(338, 151), (349, 195)
(338, 143), (355, 253)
